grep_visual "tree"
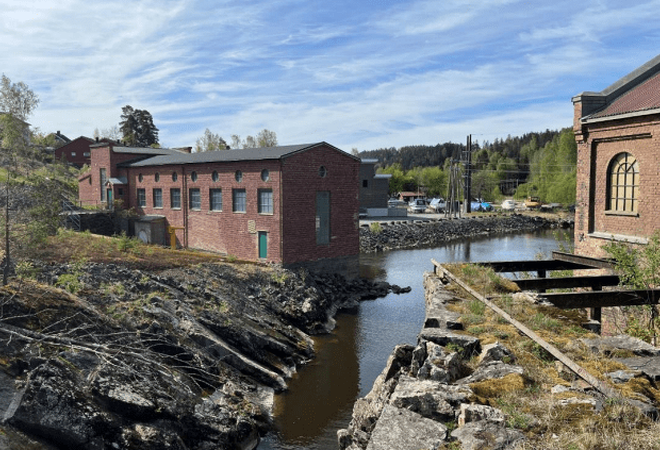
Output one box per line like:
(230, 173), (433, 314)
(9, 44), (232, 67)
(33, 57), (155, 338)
(119, 105), (159, 147)
(256, 129), (278, 147)
(230, 129), (278, 149)
(0, 74), (39, 121)
(0, 76), (40, 284)
(195, 129), (228, 152)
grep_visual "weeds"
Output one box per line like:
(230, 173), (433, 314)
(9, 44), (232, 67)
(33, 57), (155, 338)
(369, 222), (383, 234)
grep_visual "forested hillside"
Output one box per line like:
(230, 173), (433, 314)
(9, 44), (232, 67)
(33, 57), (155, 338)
(359, 128), (576, 205)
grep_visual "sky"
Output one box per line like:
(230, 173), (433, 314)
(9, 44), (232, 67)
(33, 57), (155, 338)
(2, 0), (660, 151)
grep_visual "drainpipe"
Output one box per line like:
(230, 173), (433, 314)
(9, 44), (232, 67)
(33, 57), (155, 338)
(182, 165), (188, 249)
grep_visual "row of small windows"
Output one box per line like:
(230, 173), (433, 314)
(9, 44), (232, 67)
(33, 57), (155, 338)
(137, 169), (272, 184)
(137, 187), (273, 214)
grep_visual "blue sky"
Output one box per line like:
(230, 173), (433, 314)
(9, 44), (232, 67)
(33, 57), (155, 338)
(3, 0), (660, 150)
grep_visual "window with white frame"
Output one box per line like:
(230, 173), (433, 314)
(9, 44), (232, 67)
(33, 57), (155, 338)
(258, 189), (273, 214)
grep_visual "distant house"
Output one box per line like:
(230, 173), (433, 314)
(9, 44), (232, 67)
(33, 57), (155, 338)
(55, 136), (115, 168)
(78, 142), (360, 267)
(48, 131), (71, 147)
(572, 53), (660, 258)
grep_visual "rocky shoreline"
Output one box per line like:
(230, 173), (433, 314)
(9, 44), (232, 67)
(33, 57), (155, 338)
(337, 266), (660, 450)
(0, 261), (408, 450)
(360, 213), (573, 253)
(337, 272), (528, 450)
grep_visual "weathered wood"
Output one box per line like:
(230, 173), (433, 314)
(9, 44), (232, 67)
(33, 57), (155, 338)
(474, 260), (596, 273)
(513, 275), (620, 291)
(541, 289), (660, 308)
(551, 251), (616, 269)
(432, 259), (620, 399)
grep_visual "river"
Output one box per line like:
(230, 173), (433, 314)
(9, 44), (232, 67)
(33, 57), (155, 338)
(258, 228), (571, 450)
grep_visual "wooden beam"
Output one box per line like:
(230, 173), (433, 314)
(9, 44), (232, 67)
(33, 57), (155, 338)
(551, 251), (616, 270)
(541, 289), (660, 309)
(513, 275), (620, 291)
(474, 260), (596, 273)
(432, 259), (620, 399)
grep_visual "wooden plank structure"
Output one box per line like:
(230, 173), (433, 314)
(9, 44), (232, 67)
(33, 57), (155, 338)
(432, 259), (621, 399)
(469, 251), (652, 327)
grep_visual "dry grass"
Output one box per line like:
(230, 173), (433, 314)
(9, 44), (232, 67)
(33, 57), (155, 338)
(27, 228), (240, 271)
(441, 263), (660, 450)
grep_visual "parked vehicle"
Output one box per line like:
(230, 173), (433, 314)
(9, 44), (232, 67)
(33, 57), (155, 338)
(470, 198), (493, 212)
(524, 196), (541, 209)
(428, 198), (446, 213)
(501, 199), (516, 211)
(408, 198), (428, 213)
(388, 198), (406, 208)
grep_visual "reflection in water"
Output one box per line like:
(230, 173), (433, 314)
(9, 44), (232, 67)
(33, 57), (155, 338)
(265, 315), (360, 448)
(258, 229), (570, 450)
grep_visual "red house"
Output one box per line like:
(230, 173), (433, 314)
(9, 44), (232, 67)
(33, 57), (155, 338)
(572, 54), (660, 258)
(78, 142), (360, 266)
(55, 136), (114, 168)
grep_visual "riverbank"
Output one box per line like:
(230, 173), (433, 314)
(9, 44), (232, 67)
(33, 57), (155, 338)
(360, 212), (573, 253)
(338, 263), (660, 450)
(0, 238), (408, 450)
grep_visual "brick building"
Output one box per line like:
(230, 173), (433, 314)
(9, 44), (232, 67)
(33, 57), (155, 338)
(78, 142), (360, 266)
(55, 136), (114, 168)
(572, 54), (660, 258)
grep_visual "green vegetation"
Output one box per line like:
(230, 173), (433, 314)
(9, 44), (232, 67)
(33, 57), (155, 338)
(604, 231), (660, 344)
(368, 128), (575, 205)
(441, 262), (660, 450)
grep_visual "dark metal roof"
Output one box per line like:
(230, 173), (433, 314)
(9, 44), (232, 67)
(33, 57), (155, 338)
(122, 142), (355, 168)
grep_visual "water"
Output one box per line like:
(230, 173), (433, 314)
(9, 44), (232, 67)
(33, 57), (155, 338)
(259, 229), (571, 450)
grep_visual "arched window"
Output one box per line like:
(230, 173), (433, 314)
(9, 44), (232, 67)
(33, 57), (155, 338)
(608, 152), (639, 213)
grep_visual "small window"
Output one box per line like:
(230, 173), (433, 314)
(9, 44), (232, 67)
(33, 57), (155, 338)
(258, 189), (273, 214)
(235, 170), (243, 183)
(155, 173), (160, 182)
(83, 152), (90, 157)
(362, 180), (369, 188)
(117, 188), (123, 196)
(319, 166), (327, 178)
(261, 169), (270, 182)
(171, 188), (181, 209)
(233, 189), (246, 213)
(212, 171), (219, 182)
(172, 172), (178, 182)
(189, 188), (201, 210)
(138, 173), (143, 183)
(153, 188), (163, 208)
(191, 171), (198, 182)
(210, 188), (222, 211)
(71, 152), (76, 157)
(137, 188), (146, 207)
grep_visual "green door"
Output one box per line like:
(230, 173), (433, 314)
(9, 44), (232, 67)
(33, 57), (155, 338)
(258, 231), (268, 259)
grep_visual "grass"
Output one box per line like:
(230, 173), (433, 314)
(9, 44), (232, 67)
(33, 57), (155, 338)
(28, 229), (235, 270)
(440, 263), (660, 450)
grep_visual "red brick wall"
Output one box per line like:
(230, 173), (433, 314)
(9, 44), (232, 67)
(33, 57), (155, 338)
(126, 160), (283, 262)
(280, 145), (359, 264)
(574, 113), (660, 258)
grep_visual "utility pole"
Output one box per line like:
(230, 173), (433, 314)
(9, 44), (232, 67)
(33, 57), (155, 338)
(464, 134), (472, 214)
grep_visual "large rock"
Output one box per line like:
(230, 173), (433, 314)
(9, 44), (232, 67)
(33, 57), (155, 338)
(581, 335), (660, 357)
(365, 405), (447, 450)
(389, 376), (471, 422)
(418, 328), (481, 356)
(451, 420), (524, 450)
